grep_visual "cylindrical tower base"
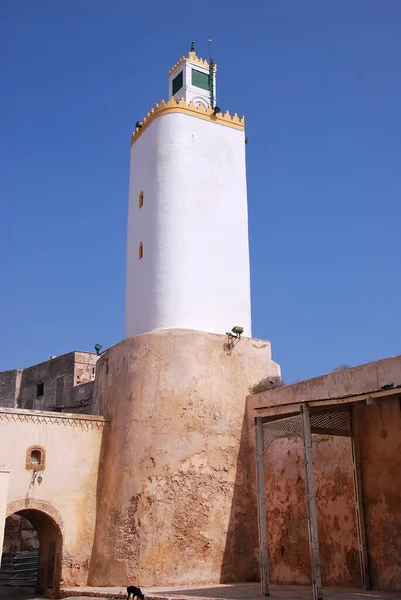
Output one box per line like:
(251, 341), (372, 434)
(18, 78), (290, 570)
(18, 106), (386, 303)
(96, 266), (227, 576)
(89, 329), (280, 586)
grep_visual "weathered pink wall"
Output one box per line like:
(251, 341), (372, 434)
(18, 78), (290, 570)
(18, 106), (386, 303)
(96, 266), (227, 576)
(358, 399), (401, 590)
(247, 355), (401, 591)
(262, 436), (358, 587)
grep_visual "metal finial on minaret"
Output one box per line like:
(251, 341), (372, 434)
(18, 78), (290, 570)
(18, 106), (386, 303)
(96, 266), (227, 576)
(190, 40), (195, 53)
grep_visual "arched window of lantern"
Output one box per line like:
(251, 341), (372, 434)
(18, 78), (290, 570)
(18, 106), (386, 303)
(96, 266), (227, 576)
(138, 242), (143, 259)
(139, 191), (144, 208)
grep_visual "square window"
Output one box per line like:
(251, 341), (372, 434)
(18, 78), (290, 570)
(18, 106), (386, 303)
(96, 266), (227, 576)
(172, 70), (183, 96)
(192, 69), (209, 91)
(36, 383), (44, 397)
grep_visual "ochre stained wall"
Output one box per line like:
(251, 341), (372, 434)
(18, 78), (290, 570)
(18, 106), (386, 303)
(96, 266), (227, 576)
(263, 436), (358, 587)
(358, 399), (401, 590)
(247, 355), (401, 591)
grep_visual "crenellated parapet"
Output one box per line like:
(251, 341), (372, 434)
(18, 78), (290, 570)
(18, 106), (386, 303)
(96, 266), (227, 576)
(168, 50), (217, 77)
(131, 97), (244, 146)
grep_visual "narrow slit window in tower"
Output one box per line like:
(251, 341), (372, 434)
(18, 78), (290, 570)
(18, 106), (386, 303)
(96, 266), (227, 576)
(139, 191), (144, 208)
(138, 242), (143, 259)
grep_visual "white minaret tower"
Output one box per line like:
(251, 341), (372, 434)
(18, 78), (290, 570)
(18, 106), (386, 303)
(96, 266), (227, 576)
(125, 43), (252, 338)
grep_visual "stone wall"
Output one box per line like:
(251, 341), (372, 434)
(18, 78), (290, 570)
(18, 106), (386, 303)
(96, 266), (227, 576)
(89, 329), (280, 587)
(0, 370), (22, 408)
(17, 354), (76, 410)
(65, 381), (95, 414)
(0, 352), (98, 412)
(74, 353), (98, 388)
(3, 514), (39, 552)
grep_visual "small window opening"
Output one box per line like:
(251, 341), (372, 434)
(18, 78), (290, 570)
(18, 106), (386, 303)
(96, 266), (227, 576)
(138, 242), (143, 259)
(30, 450), (42, 466)
(172, 70), (184, 96)
(26, 445), (46, 470)
(139, 191), (144, 208)
(36, 382), (44, 397)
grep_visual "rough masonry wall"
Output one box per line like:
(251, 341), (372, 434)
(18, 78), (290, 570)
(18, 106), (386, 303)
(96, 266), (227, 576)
(3, 514), (39, 552)
(0, 370), (22, 408)
(17, 354), (76, 410)
(73, 353), (97, 387)
(65, 381), (95, 414)
(0, 352), (98, 413)
(90, 329), (280, 587)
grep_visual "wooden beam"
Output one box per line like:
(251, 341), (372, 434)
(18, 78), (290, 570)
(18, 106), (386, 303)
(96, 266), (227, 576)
(253, 386), (400, 419)
(311, 387), (400, 408)
(301, 404), (323, 600)
(351, 407), (371, 590)
(255, 418), (270, 596)
(255, 405), (301, 420)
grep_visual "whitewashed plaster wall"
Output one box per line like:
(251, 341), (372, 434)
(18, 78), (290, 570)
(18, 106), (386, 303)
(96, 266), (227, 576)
(125, 112), (251, 338)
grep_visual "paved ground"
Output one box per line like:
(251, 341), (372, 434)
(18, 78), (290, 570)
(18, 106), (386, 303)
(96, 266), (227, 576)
(1, 583), (400, 600)
(59, 583), (401, 600)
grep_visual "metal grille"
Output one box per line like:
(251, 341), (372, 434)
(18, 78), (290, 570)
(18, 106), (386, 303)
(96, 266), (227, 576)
(310, 409), (351, 434)
(262, 414), (302, 452)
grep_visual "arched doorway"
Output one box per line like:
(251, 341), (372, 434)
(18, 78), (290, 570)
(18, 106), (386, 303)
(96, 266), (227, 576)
(2, 502), (63, 596)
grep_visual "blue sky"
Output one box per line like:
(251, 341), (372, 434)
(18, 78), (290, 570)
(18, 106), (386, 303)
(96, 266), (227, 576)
(1, 1), (400, 383)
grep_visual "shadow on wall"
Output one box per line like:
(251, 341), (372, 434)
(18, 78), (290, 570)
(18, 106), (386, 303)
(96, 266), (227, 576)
(3, 509), (62, 596)
(220, 412), (258, 583)
(87, 404), (114, 585)
(2, 515), (39, 552)
(222, 404), (363, 589)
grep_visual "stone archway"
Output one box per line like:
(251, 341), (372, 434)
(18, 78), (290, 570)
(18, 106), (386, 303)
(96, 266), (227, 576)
(5, 499), (63, 596)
